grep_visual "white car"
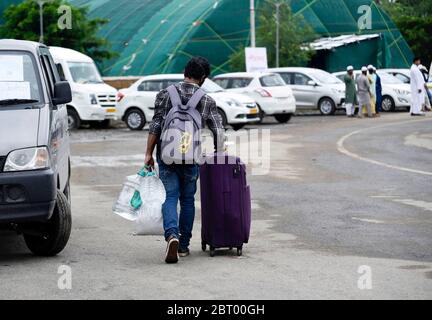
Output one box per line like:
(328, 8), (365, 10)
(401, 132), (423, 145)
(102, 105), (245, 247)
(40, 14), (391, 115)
(117, 74), (260, 130)
(380, 69), (411, 84)
(50, 47), (118, 129)
(212, 72), (296, 123)
(269, 67), (345, 115)
(333, 70), (411, 112)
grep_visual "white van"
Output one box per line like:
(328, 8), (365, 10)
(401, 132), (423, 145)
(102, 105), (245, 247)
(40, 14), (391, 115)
(49, 47), (118, 129)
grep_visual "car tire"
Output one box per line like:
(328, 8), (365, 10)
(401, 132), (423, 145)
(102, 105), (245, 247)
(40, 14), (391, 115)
(217, 108), (228, 129)
(256, 105), (265, 123)
(319, 98), (336, 115)
(67, 108), (81, 130)
(381, 95), (395, 112)
(125, 109), (146, 131)
(232, 124), (245, 131)
(24, 190), (72, 257)
(274, 114), (292, 123)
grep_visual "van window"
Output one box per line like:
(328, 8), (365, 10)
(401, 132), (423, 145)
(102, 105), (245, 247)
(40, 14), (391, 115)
(0, 52), (42, 104)
(68, 61), (103, 84)
(138, 81), (164, 92)
(260, 74), (285, 87)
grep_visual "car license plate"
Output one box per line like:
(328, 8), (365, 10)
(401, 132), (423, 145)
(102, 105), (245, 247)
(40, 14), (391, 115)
(250, 108), (258, 114)
(106, 108), (116, 113)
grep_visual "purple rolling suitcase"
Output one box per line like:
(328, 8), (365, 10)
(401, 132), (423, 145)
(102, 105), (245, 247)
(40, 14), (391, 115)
(200, 155), (251, 257)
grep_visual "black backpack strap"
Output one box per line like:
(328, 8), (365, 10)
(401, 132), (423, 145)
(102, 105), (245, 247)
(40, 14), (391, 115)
(166, 85), (182, 108)
(187, 88), (205, 109)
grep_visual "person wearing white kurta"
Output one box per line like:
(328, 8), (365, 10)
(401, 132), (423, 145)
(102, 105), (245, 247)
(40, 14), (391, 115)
(410, 58), (426, 116)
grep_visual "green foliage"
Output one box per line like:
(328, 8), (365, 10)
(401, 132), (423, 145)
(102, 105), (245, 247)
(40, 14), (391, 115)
(229, 0), (316, 71)
(0, 0), (117, 65)
(380, 0), (432, 67)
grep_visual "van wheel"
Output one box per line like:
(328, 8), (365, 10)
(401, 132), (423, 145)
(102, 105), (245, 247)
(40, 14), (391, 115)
(24, 191), (72, 256)
(274, 114), (292, 123)
(67, 109), (81, 130)
(319, 98), (336, 115)
(125, 109), (146, 130)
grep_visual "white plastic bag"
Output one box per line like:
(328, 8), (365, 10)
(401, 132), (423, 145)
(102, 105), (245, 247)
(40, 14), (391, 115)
(112, 174), (141, 221)
(135, 170), (166, 235)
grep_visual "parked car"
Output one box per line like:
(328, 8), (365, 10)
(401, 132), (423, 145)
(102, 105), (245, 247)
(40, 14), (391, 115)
(117, 74), (260, 130)
(268, 67), (345, 116)
(333, 70), (411, 112)
(380, 69), (411, 84)
(0, 40), (72, 256)
(212, 72), (296, 123)
(50, 47), (118, 130)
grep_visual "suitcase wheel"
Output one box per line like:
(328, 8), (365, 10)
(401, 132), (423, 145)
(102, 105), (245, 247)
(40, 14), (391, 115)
(237, 247), (243, 256)
(210, 246), (216, 257)
(201, 242), (207, 252)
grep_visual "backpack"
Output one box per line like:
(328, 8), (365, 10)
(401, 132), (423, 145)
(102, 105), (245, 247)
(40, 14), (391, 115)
(160, 85), (205, 165)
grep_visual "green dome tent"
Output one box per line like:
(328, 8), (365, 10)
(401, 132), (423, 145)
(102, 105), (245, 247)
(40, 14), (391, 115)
(2, 0), (414, 75)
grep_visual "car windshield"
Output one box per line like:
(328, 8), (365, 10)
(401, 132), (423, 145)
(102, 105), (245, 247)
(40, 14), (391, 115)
(68, 61), (103, 84)
(202, 79), (224, 93)
(311, 70), (342, 84)
(260, 74), (285, 87)
(0, 52), (42, 105)
(377, 72), (404, 84)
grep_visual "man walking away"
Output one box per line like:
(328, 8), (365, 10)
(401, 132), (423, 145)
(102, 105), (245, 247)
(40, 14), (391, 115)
(356, 66), (373, 118)
(410, 57), (426, 116)
(374, 67), (382, 116)
(144, 57), (225, 264)
(344, 66), (357, 117)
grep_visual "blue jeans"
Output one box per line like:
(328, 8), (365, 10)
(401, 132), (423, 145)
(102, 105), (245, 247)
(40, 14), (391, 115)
(157, 159), (199, 250)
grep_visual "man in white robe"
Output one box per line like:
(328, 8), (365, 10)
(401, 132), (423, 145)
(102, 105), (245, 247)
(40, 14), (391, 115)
(410, 57), (426, 116)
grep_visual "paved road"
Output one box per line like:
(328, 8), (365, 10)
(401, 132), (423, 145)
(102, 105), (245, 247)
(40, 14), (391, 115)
(1, 113), (431, 299)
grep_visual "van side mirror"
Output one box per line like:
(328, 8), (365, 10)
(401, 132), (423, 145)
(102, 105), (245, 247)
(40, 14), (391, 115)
(52, 81), (72, 105)
(307, 80), (317, 86)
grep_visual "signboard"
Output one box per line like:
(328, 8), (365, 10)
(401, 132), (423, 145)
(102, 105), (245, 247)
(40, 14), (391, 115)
(0, 55), (24, 82)
(0, 82), (31, 100)
(245, 47), (268, 73)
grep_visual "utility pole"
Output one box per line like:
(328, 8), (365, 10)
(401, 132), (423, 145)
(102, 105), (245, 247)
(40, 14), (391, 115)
(275, 2), (281, 68)
(37, 0), (46, 43)
(250, 0), (256, 47)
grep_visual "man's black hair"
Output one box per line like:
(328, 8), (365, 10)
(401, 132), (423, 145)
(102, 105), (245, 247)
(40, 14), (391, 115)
(413, 56), (421, 63)
(184, 57), (211, 80)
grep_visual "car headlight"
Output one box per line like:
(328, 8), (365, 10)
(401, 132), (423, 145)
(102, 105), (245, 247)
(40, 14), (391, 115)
(90, 94), (98, 105)
(394, 89), (410, 96)
(332, 88), (345, 95)
(220, 98), (242, 107)
(4, 147), (50, 172)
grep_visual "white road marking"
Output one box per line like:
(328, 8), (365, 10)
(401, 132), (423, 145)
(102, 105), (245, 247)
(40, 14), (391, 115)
(352, 217), (386, 224)
(392, 199), (432, 212)
(404, 133), (432, 150)
(337, 118), (432, 176)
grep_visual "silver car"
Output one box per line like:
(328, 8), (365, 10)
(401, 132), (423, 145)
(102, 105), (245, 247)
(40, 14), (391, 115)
(269, 67), (345, 115)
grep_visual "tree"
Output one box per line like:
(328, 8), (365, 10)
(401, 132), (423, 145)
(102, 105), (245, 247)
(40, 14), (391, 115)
(0, 0), (116, 65)
(228, 0), (316, 71)
(380, 0), (432, 67)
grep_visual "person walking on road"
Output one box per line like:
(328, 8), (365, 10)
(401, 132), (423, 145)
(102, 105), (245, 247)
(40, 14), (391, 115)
(344, 66), (358, 117)
(418, 64), (431, 111)
(367, 65), (377, 117)
(144, 57), (225, 264)
(374, 67), (382, 116)
(410, 57), (426, 116)
(356, 66), (373, 118)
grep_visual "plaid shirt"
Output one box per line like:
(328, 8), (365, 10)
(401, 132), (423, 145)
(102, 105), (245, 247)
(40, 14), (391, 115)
(149, 81), (225, 151)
